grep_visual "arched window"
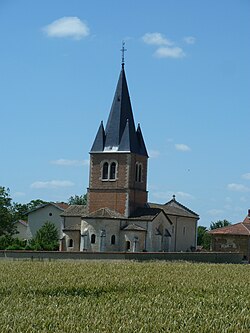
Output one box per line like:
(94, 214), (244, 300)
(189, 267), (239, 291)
(135, 163), (139, 182)
(110, 162), (116, 180)
(111, 235), (116, 245)
(91, 234), (96, 244)
(102, 162), (109, 180)
(135, 163), (142, 182)
(126, 240), (131, 251)
(138, 164), (142, 182)
(68, 239), (74, 247)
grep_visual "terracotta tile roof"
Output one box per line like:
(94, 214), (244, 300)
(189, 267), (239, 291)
(122, 224), (147, 231)
(243, 216), (250, 224)
(53, 202), (69, 210)
(209, 221), (250, 236)
(61, 205), (87, 217)
(28, 202), (69, 214)
(85, 207), (124, 219)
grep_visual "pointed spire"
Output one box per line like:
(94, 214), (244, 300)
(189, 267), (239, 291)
(90, 64), (148, 157)
(136, 124), (148, 157)
(90, 121), (105, 152)
(104, 66), (137, 151)
(119, 119), (131, 151)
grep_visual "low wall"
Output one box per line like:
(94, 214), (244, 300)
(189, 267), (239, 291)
(0, 250), (245, 263)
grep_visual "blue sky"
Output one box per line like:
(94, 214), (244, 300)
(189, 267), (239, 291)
(0, 0), (249, 227)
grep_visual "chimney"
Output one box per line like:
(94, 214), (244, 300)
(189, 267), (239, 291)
(248, 209), (250, 218)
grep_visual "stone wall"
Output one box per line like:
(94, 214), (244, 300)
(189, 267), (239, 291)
(0, 250), (245, 264)
(211, 235), (249, 260)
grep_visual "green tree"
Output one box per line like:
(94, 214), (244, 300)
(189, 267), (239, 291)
(197, 226), (211, 250)
(27, 199), (48, 211)
(31, 222), (59, 251)
(11, 199), (48, 222)
(68, 194), (87, 205)
(210, 219), (231, 230)
(0, 187), (16, 236)
(197, 226), (207, 246)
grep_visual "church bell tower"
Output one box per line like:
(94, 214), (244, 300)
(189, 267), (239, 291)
(87, 50), (148, 217)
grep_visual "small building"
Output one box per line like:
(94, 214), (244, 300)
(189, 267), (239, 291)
(28, 202), (69, 239)
(13, 220), (32, 241)
(60, 205), (87, 251)
(209, 211), (250, 262)
(62, 58), (199, 253)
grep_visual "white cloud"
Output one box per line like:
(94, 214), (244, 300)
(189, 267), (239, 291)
(175, 143), (191, 152)
(148, 150), (160, 158)
(175, 191), (194, 200)
(51, 159), (89, 166)
(31, 180), (74, 189)
(13, 192), (25, 197)
(154, 46), (185, 59)
(183, 36), (196, 44)
(152, 190), (193, 200)
(142, 32), (173, 46)
(242, 173), (250, 180)
(207, 209), (224, 216)
(227, 183), (250, 192)
(43, 17), (90, 40)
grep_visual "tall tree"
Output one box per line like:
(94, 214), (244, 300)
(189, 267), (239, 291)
(197, 225), (211, 250)
(0, 187), (16, 236)
(31, 221), (59, 251)
(210, 220), (231, 230)
(11, 199), (47, 222)
(68, 194), (87, 205)
(197, 226), (207, 246)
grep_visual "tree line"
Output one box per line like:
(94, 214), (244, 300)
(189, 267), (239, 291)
(0, 186), (87, 250)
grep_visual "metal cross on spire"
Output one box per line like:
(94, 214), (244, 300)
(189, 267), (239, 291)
(121, 41), (127, 68)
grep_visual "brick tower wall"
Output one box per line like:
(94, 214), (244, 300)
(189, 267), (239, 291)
(87, 152), (148, 216)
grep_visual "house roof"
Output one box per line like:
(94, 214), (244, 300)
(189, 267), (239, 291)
(148, 196), (199, 219)
(209, 220), (250, 236)
(14, 220), (28, 227)
(122, 223), (147, 232)
(130, 207), (172, 223)
(28, 202), (69, 214)
(61, 205), (87, 217)
(83, 207), (124, 219)
(90, 66), (148, 157)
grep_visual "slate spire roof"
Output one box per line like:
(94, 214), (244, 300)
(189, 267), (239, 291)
(91, 66), (148, 157)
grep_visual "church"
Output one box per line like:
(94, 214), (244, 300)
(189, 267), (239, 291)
(61, 55), (199, 253)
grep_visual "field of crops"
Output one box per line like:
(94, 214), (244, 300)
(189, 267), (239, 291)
(0, 260), (249, 333)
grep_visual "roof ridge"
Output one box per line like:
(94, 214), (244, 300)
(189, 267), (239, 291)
(165, 198), (199, 217)
(241, 222), (250, 234)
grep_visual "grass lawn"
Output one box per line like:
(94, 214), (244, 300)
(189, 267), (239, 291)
(0, 260), (249, 332)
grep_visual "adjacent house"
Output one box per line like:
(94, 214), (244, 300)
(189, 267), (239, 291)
(13, 220), (32, 241)
(209, 211), (250, 261)
(61, 58), (199, 252)
(28, 202), (69, 239)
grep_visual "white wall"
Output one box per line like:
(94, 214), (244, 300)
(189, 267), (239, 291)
(28, 205), (64, 239)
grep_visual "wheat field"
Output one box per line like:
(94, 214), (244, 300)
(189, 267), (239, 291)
(0, 260), (249, 332)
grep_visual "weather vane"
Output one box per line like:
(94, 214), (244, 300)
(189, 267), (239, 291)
(121, 41), (127, 67)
